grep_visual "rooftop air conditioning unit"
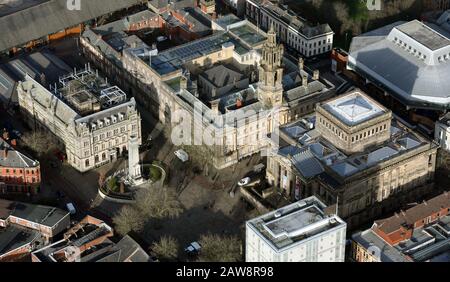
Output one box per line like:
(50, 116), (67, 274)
(274, 211), (282, 218)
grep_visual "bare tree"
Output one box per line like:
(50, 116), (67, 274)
(180, 144), (222, 176)
(197, 233), (242, 262)
(21, 130), (57, 157)
(151, 235), (179, 262)
(112, 205), (145, 236)
(135, 187), (183, 219)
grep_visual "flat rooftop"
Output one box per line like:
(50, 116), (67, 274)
(0, 226), (39, 257)
(214, 14), (241, 29)
(322, 90), (387, 126)
(397, 20), (450, 51)
(247, 197), (345, 250)
(229, 23), (266, 47)
(276, 114), (430, 180)
(149, 31), (252, 75)
(9, 201), (69, 228)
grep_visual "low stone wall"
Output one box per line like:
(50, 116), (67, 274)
(98, 187), (136, 204)
(240, 186), (270, 214)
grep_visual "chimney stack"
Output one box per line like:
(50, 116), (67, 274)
(1, 148), (8, 159)
(313, 70), (320, 80)
(210, 100), (220, 115)
(180, 76), (188, 90)
(298, 58), (304, 70)
(302, 75), (308, 87)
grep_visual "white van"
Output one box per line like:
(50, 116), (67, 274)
(174, 149), (189, 163)
(66, 203), (76, 215)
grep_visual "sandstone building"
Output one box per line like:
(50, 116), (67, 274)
(17, 66), (142, 173)
(266, 89), (439, 228)
(81, 18), (336, 169)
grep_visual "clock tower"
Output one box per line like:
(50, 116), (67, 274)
(258, 24), (284, 108)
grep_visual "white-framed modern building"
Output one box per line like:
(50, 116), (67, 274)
(245, 0), (334, 58)
(245, 196), (347, 262)
(348, 19), (450, 111)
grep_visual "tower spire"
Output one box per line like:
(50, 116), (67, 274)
(258, 23), (284, 108)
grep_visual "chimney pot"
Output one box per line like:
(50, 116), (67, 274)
(302, 75), (308, 87)
(313, 70), (320, 80)
(298, 58), (304, 70)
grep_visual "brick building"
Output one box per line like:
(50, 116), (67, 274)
(32, 216), (151, 262)
(0, 137), (41, 195)
(0, 199), (70, 262)
(352, 191), (450, 262)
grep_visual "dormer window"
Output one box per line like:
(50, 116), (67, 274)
(118, 113), (124, 121)
(112, 115), (117, 123)
(98, 121), (104, 128)
(92, 124), (97, 130)
(105, 118), (110, 126)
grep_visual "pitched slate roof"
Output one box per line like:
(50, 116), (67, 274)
(0, 0), (143, 52)
(292, 149), (324, 179)
(375, 192), (450, 234)
(202, 65), (244, 88)
(0, 138), (39, 168)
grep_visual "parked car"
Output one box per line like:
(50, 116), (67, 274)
(238, 177), (251, 187)
(157, 36), (168, 42)
(253, 163), (265, 173)
(174, 149), (189, 163)
(185, 242), (201, 255)
(66, 203), (76, 215)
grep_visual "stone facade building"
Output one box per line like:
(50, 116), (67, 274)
(266, 90), (439, 229)
(316, 91), (392, 155)
(80, 18), (336, 169)
(17, 66), (142, 173)
(246, 0), (334, 57)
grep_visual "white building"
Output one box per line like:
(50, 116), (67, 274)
(245, 196), (347, 262)
(17, 66), (142, 173)
(246, 0), (334, 58)
(435, 113), (450, 151)
(348, 19), (450, 111)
